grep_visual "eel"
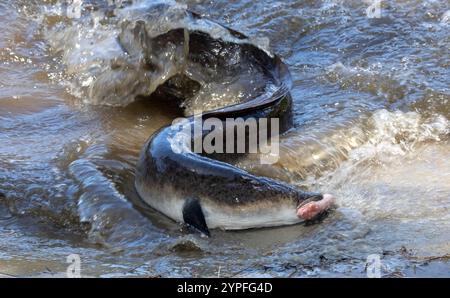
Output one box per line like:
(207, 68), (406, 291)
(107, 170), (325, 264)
(133, 9), (335, 236)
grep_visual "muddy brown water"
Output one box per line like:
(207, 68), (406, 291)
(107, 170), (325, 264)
(0, 0), (449, 277)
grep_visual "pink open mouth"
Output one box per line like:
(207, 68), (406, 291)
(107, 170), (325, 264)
(296, 194), (336, 220)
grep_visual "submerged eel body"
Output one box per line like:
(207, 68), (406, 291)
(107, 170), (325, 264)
(134, 10), (333, 235)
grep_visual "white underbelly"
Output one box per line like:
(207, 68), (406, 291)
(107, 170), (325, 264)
(202, 203), (301, 230)
(136, 181), (301, 230)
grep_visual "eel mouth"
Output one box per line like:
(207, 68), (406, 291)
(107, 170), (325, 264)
(296, 194), (336, 221)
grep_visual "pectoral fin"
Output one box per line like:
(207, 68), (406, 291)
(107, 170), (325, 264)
(182, 197), (210, 237)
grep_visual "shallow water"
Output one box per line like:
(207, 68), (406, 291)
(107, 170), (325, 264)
(0, 0), (449, 277)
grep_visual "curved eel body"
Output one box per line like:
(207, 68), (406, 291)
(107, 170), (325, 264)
(135, 11), (333, 235)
